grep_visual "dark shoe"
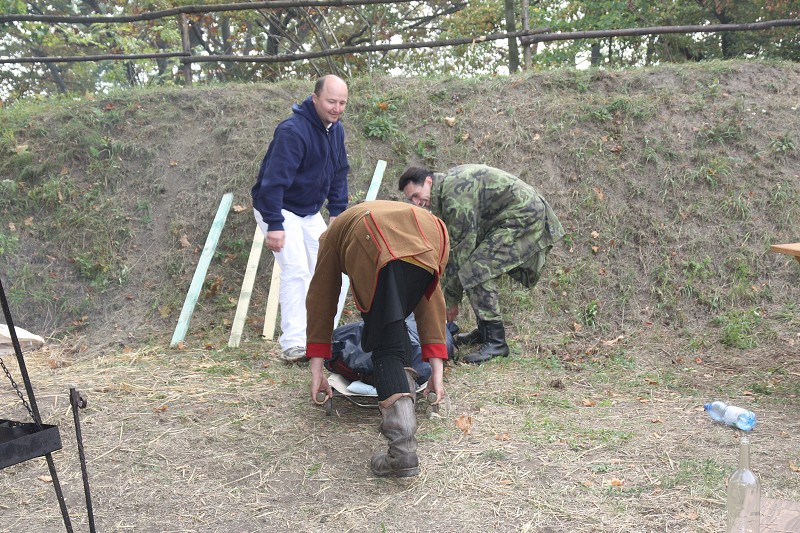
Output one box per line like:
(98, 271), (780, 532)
(462, 321), (509, 364)
(454, 327), (482, 347)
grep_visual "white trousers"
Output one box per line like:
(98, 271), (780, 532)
(254, 209), (346, 350)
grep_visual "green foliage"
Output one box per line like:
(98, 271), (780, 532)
(0, 230), (20, 256)
(713, 308), (763, 349)
(4, 0), (800, 101)
(684, 157), (731, 188)
(770, 133), (796, 156)
(580, 300), (600, 328)
(361, 94), (403, 141)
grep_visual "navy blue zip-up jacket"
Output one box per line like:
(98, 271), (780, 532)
(251, 95), (349, 232)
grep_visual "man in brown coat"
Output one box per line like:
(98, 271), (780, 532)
(306, 200), (450, 477)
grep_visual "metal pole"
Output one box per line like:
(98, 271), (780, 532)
(70, 388), (96, 533)
(0, 277), (74, 532)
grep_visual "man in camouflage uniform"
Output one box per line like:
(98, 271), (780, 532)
(399, 164), (564, 364)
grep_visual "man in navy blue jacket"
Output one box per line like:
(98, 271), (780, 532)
(252, 75), (350, 363)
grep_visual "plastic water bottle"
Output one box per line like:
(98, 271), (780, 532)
(727, 435), (760, 533)
(704, 400), (756, 431)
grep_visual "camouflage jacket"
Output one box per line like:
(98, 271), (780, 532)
(428, 164), (565, 308)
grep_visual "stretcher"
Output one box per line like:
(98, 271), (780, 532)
(317, 372), (437, 416)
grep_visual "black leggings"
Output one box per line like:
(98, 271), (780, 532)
(361, 261), (434, 401)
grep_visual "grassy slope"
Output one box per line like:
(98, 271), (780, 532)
(1, 59), (797, 353)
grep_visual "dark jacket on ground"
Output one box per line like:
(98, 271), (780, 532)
(251, 95), (349, 231)
(306, 200), (450, 361)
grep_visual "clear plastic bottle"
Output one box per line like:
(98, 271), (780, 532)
(704, 400), (756, 431)
(727, 435), (760, 533)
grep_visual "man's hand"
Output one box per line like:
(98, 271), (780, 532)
(423, 358), (445, 404)
(446, 304), (459, 323)
(266, 230), (285, 252)
(310, 357), (332, 403)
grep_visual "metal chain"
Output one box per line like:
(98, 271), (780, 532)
(0, 353), (36, 422)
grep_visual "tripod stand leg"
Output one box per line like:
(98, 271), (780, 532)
(70, 387), (95, 533)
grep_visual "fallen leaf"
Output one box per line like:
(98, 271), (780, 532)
(789, 461), (800, 472)
(533, 133), (541, 141)
(601, 335), (624, 346)
(687, 511), (699, 520)
(179, 235), (191, 248)
(154, 404), (168, 412)
(169, 160), (178, 167)
(572, 321), (583, 332)
(204, 276), (222, 298)
(591, 245), (599, 253)
(461, 133), (470, 141)
(38, 475), (53, 483)
(24, 217), (34, 226)
(582, 398), (597, 407)
(593, 187), (605, 201)
(581, 480), (593, 487)
(15, 144), (28, 154)
(609, 478), (624, 487)
(176, 341), (187, 350)
(591, 230), (600, 239)
(494, 433), (511, 441)
(444, 116), (456, 127)
(377, 101), (389, 111)
(455, 414), (472, 435)
(232, 204), (247, 213)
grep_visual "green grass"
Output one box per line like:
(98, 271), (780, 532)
(713, 308), (764, 349)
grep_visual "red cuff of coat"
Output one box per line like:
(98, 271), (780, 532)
(421, 343), (448, 361)
(306, 343), (332, 359)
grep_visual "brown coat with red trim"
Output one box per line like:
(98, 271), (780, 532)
(306, 200), (450, 360)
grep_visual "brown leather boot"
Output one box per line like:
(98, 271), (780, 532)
(370, 369), (419, 477)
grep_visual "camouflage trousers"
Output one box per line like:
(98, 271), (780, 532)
(466, 246), (550, 322)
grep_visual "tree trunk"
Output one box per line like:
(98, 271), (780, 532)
(590, 42), (601, 65)
(504, 0), (519, 73)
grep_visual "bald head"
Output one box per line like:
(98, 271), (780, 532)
(312, 75), (349, 126)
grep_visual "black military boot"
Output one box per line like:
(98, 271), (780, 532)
(462, 321), (509, 364)
(454, 323), (483, 347)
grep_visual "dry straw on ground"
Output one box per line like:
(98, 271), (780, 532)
(1, 332), (798, 532)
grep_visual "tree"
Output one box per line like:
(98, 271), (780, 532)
(1, 0), (798, 101)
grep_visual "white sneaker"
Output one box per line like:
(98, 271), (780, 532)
(280, 346), (307, 363)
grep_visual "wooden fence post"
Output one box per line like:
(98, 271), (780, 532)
(170, 193), (232, 347)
